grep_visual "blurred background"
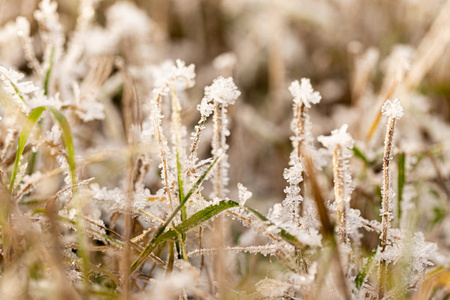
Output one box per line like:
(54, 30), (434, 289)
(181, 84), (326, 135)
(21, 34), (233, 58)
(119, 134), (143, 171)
(1, 0), (450, 209)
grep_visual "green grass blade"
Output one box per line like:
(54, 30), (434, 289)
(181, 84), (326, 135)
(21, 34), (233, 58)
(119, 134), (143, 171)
(10, 106), (46, 190)
(355, 247), (377, 289)
(132, 198), (306, 273)
(155, 200), (239, 243)
(44, 47), (54, 96)
(130, 154), (222, 272)
(397, 152), (405, 222)
(242, 205), (304, 248)
(352, 146), (368, 165)
(48, 107), (77, 186)
(176, 151), (187, 221)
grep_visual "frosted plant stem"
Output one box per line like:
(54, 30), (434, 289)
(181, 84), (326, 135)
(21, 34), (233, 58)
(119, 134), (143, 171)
(381, 117), (396, 253)
(189, 115), (207, 160)
(212, 100), (226, 296)
(379, 117), (397, 297)
(332, 146), (347, 243)
(153, 94), (174, 211)
(378, 98), (403, 297)
(295, 102), (306, 158)
(170, 85), (186, 219)
(296, 102), (306, 221)
(213, 101), (224, 198)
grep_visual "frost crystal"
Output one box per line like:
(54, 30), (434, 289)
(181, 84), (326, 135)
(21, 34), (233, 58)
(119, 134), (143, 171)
(283, 154), (304, 186)
(203, 76), (241, 106)
(237, 183), (252, 206)
(197, 98), (214, 117)
(151, 59), (196, 95)
(317, 124), (354, 151)
(0, 66), (38, 103)
(288, 78), (322, 108)
(381, 98), (404, 120)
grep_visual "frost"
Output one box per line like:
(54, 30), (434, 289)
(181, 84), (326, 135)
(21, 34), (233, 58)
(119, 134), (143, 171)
(283, 153), (304, 186)
(151, 59), (196, 95)
(75, 101), (105, 122)
(237, 183), (252, 206)
(203, 76), (241, 106)
(27, 91), (62, 110)
(288, 78), (322, 108)
(0, 65), (38, 104)
(317, 124), (354, 151)
(91, 184), (126, 211)
(382, 98), (404, 120)
(197, 97), (214, 117)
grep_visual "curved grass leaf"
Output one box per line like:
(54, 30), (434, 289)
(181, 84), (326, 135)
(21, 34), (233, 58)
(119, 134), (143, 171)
(10, 106), (46, 189)
(48, 107), (77, 186)
(131, 197), (307, 272)
(397, 152), (405, 221)
(156, 200), (239, 243)
(242, 205), (304, 248)
(10, 106), (77, 190)
(131, 154), (222, 272)
(355, 247), (377, 289)
(352, 146), (368, 165)
(43, 47), (54, 96)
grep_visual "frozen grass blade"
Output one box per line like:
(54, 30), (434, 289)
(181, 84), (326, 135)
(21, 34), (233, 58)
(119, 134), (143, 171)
(10, 106), (77, 190)
(303, 154), (351, 300)
(43, 47), (54, 96)
(397, 152), (405, 223)
(352, 145), (369, 166)
(48, 107), (77, 186)
(156, 200), (239, 243)
(130, 154), (222, 272)
(9, 106), (46, 190)
(355, 247), (377, 289)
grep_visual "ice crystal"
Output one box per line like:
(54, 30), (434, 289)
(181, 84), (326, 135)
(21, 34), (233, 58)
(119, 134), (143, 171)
(151, 59), (196, 95)
(197, 97), (215, 117)
(317, 124), (354, 151)
(283, 153), (304, 186)
(382, 98), (404, 120)
(237, 183), (252, 206)
(203, 76), (241, 106)
(288, 78), (322, 108)
(0, 65), (38, 103)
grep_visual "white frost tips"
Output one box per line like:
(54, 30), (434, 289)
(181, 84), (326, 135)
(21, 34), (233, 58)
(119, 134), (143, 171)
(197, 97), (214, 118)
(203, 76), (241, 106)
(237, 183), (252, 206)
(289, 78), (321, 108)
(382, 98), (404, 120)
(151, 59), (196, 95)
(317, 124), (354, 150)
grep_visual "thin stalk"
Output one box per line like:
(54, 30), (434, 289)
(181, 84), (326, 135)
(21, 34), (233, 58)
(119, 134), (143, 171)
(379, 117), (397, 297)
(332, 146), (347, 242)
(130, 154), (222, 272)
(153, 94), (174, 211)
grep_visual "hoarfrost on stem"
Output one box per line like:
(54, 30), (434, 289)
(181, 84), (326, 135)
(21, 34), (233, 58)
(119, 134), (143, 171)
(237, 183), (252, 206)
(382, 98), (404, 120)
(151, 59), (196, 95)
(288, 78), (322, 108)
(203, 76), (241, 106)
(317, 124), (354, 151)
